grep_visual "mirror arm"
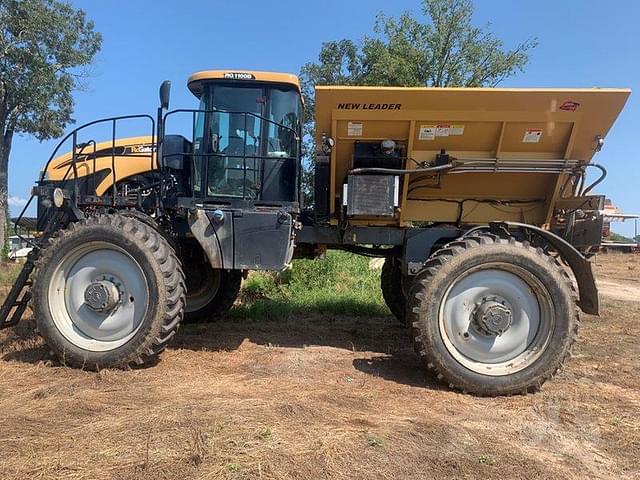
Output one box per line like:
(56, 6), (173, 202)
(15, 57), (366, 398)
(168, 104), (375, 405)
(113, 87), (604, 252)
(157, 80), (171, 169)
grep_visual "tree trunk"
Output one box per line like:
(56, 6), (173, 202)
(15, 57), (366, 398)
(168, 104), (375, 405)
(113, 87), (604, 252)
(0, 126), (13, 261)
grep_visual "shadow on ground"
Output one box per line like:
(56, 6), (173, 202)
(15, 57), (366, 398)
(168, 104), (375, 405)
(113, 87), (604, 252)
(0, 302), (438, 389)
(174, 304), (441, 389)
(0, 317), (52, 364)
(352, 354), (437, 389)
(175, 307), (405, 353)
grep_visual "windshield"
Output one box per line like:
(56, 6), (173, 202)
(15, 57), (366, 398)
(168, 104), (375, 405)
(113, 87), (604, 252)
(192, 82), (302, 200)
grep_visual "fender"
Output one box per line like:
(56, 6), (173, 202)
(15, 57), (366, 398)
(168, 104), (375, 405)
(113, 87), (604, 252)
(486, 221), (599, 315)
(188, 209), (225, 269)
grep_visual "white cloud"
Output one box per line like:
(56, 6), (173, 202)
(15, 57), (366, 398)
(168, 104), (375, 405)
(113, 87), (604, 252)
(8, 195), (28, 208)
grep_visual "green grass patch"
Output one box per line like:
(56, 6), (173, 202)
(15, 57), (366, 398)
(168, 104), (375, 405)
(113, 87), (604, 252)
(0, 253), (389, 320)
(233, 251), (388, 319)
(0, 262), (21, 288)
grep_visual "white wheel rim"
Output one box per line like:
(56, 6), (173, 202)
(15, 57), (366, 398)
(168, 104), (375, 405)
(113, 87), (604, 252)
(185, 268), (221, 313)
(48, 241), (149, 352)
(439, 263), (554, 376)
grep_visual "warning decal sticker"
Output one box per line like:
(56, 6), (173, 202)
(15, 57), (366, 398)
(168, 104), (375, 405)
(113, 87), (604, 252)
(419, 124), (465, 140)
(450, 124), (465, 136)
(418, 125), (436, 141)
(523, 128), (543, 143)
(347, 122), (363, 136)
(435, 124), (450, 137)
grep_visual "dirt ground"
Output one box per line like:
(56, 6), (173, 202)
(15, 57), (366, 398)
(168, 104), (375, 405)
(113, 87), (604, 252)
(0, 254), (638, 480)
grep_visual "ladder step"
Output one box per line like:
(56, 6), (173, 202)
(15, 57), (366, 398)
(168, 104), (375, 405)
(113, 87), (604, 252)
(10, 293), (31, 308)
(12, 295), (31, 307)
(0, 258), (36, 329)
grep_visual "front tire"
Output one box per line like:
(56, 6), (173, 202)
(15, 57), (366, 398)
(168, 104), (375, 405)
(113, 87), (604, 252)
(408, 234), (578, 396)
(183, 263), (242, 322)
(31, 214), (185, 369)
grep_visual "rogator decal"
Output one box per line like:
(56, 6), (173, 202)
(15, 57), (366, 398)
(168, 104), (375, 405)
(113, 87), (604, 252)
(337, 103), (402, 110)
(54, 143), (155, 170)
(223, 72), (256, 80)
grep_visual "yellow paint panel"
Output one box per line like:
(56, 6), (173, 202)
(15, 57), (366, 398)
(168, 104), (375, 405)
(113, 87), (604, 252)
(315, 85), (630, 225)
(45, 136), (156, 195)
(500, 122), (573, 155)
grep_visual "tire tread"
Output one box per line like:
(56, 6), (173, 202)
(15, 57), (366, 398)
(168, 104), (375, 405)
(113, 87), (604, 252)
(31, 213), (185, 369)
(407, 233), (580, 396)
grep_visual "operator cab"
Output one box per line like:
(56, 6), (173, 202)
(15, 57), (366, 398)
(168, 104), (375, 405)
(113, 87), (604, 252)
(186, 70), (303, 205)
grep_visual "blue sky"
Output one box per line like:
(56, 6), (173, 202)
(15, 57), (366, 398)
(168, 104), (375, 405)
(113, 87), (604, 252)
(8, 0), (640, 236)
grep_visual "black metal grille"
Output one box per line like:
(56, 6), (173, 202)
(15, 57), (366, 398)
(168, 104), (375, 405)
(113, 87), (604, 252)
(346, 175), (397, 217)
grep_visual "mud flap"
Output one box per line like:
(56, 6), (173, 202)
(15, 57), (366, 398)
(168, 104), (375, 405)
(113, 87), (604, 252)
(489, 221), (599, 315)
(188, 209), (224, 269)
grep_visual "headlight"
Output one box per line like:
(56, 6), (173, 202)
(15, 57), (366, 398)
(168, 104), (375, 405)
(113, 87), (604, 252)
(52, 188), (65, 208)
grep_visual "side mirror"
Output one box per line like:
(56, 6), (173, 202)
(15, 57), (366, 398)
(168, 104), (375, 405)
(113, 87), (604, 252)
(159, 80), (171, 110)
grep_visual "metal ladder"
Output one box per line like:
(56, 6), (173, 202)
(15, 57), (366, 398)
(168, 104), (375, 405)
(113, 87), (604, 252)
(1, 114), (157, 330)
(0, 195), (58, 330)
(0, 249), (38, 329)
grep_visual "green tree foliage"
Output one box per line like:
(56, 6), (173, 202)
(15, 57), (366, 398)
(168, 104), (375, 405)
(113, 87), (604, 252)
(609, 232), (635, 243)
(299, 0), (537, 205)
(0, 0), (102, 259)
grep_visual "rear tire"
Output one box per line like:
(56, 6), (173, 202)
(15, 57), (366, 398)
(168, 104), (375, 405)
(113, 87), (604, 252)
(408, 234), (579, 396)
(31, 214), (185, 369)
(380, 257), (407, 325)
(184, 263), (242, 322)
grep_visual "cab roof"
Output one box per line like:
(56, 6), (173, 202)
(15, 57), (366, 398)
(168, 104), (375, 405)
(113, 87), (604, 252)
(187, 70), (301, 97)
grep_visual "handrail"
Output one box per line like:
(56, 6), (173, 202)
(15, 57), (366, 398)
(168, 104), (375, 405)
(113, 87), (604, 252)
(162, 108), (301, 202)
(13, 194), (37, 248)
(19, 108), (299, 244)
(38, 114), (156, 183)
(13, 114), (156, 247)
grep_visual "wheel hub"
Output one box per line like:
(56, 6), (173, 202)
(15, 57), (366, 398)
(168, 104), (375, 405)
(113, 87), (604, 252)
(84, 280), (121, 313)
(474, 297), (513, 336)
(440, 265), (553, 376)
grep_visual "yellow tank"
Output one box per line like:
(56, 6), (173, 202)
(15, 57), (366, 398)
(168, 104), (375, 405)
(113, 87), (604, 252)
(314, 86), (630, 226)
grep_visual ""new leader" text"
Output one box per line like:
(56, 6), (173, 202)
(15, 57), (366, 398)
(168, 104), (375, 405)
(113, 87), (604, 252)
(337, 103), (402, 110)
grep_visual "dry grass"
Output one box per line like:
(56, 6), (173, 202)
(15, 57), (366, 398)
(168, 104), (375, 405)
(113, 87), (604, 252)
(0, 254), (639, 479)
(0, 261), (21, 298)
(592, 251), (640, 284)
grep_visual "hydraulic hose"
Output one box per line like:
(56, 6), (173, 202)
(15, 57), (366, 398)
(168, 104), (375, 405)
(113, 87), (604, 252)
(581, 163), (607, 195)
(348, 164), (454, 176)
